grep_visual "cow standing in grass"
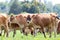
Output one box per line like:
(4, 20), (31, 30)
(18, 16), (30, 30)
(26, 13), (59, 38)
(0, 14), (8, 37)
(6, 14), (30, 37)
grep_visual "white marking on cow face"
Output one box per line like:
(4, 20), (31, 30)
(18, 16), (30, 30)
(26, 15), (31, 24)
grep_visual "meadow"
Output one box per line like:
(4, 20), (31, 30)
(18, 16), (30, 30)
(0, 30), (60, 40)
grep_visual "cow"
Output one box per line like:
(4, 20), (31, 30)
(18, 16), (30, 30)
(57, 20), (60, 34)
(26, 13), (59, 38)
(0, 13), (8, 37)
(8, 23), (19, 37)
(6, 14), (31, 37)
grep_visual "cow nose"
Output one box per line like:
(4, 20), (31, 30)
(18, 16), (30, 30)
(27, 22), (29, 23)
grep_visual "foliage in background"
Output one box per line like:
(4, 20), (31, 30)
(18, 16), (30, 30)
(0, 0), (60, 15)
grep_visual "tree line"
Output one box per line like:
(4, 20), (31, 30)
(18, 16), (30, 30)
(0, 0), (60, 15)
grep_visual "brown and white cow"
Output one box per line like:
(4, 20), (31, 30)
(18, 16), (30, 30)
(26, 13), (59, 38)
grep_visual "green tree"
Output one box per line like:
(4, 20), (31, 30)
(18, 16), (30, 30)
(9, 0), (22, 14)
(53, 4), (60, 15)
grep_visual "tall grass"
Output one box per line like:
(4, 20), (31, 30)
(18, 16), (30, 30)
(0, 30), (60, 40)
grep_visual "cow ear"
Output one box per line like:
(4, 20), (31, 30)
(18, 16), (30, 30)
(10, 14), (14, 17)
(32, 15), (35, 18)
(16, 16), (17, 17)
(24, 16), (26, 18)
(50, 13), (58, 17)
(50, 14), (53, 16)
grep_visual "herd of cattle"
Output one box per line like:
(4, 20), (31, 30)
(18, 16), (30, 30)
(0, 13), (60, 38)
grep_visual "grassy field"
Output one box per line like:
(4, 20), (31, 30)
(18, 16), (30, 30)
(0, 30), (60, 40)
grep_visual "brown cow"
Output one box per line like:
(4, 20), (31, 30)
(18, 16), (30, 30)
(8, 14), (37, 37)
(26, 13), (59, 38)
(57, 20), (60, 34)
(8, 23), (19, 37)
(6, 14), (30, 37)
(0, 14), (8, 36)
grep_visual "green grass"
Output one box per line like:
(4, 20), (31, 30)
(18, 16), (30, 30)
(0, 30), (60, 40)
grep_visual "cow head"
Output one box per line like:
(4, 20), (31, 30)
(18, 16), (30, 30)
(10, 14), (16, 23)
(50, 13), (59, 19)
(26, 15), (31, 23)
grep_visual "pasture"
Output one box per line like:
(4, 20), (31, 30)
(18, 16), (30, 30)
(0, 30), (60, 40)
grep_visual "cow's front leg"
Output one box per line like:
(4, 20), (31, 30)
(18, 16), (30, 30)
(48, 24), (52, 38)
(0, 26), (2, 36)
(41, 27), (46, 38)
(13, 29), (16, 37)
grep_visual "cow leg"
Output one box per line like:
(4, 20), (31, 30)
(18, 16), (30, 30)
(0, 26), (2, 36)
(20, 29), (23, 33)
(6, 32), (9, 37)
(33, 28), (39, 36)
(18, 24), (23, 33)
(3, 29), (8, 37)
(13, 29), (16, 37)
(49, 27), (52, 38)
(33, 28), (37, 36)
(3, 29), (9, 37)
(0, 31), (2, 36)
(54, 23), (57, 37)
(54, 27), (57, 37)
(31, 30), (34, 35)
(3, 25), (9, 37)
(4, 27), (9, 37)
(3, 30), (5, 36)
(49, 23), (53, 38)
(41, 27), (46, 38)
(54, 20), (58, 37)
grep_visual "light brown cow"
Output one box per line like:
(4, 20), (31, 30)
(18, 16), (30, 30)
(0, 14), (8, 36)
(57, 20), (60, 34)
(26, 13), (59, 38)
(8, 23), (19, 37)
(8, 14), (37, 37)
(6, 14), (30, 37)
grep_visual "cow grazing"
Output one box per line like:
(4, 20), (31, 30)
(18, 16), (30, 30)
(26, 13), (59, 38)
